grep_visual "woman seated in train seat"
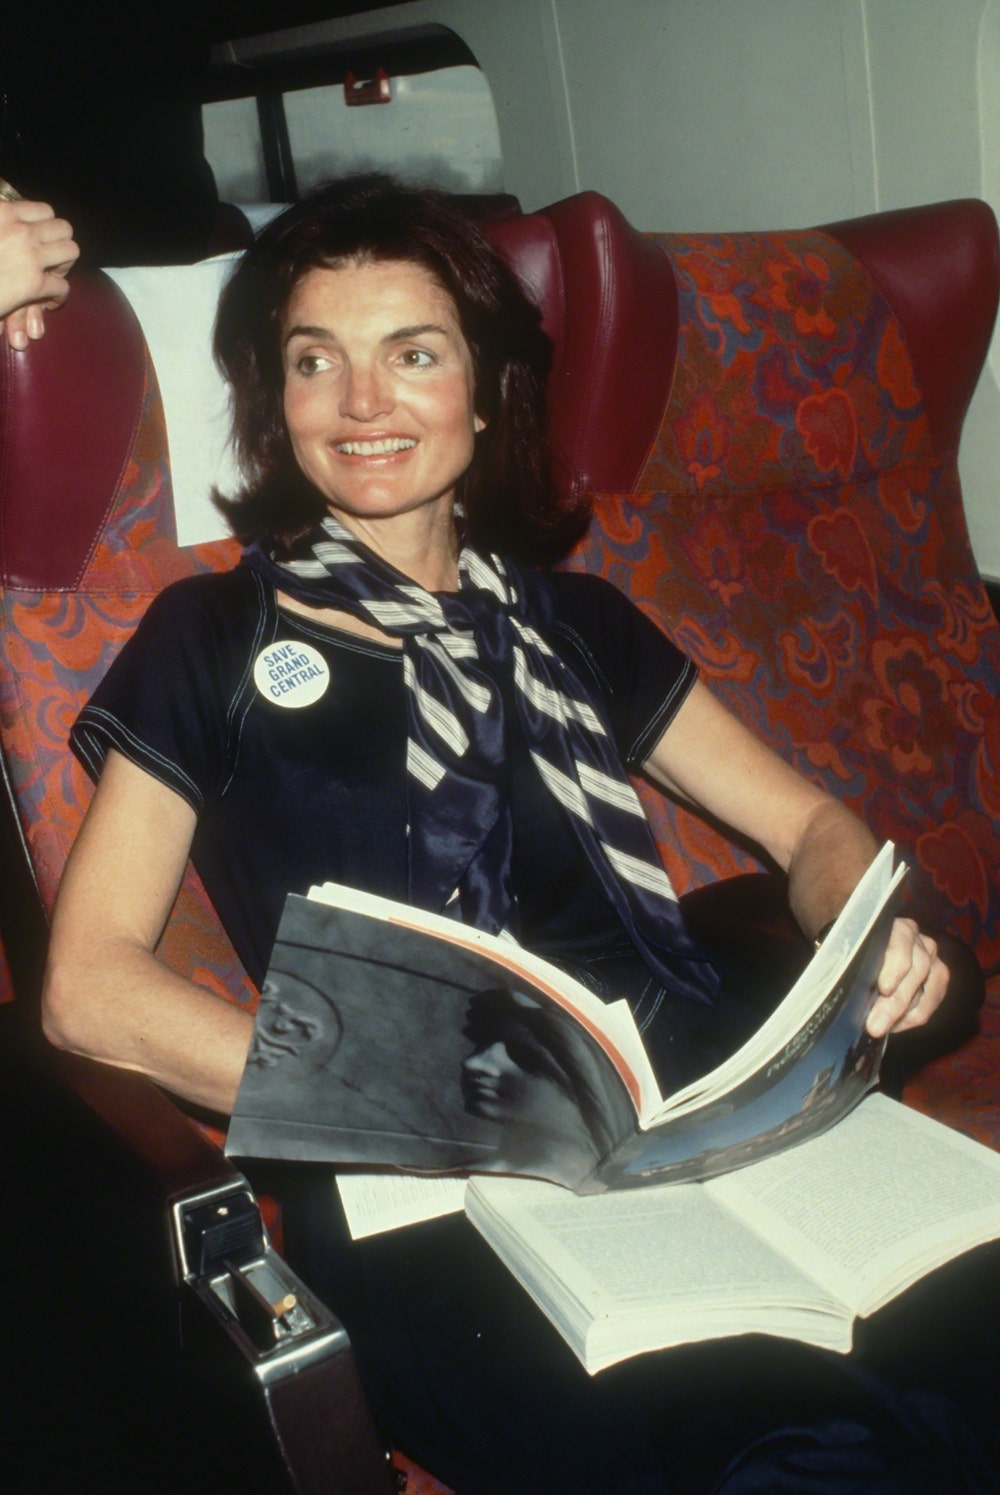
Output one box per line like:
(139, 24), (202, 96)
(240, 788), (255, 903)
(41, 175), (1000, 1493)
(0, 191), (78, 349)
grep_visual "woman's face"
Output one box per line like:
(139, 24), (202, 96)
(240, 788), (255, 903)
(281, 259), (484, 536)
(462, 1038), (533, 1123)
(462, 1035), (573, 1131)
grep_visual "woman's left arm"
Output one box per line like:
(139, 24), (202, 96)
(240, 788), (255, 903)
(644, 679), (948, 1037)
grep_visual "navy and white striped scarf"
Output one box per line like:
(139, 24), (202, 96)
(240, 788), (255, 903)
(244, 516), (719, 1007)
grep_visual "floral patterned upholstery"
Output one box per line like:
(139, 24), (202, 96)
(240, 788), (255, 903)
(562, 225), (1000, 1147)
(0, 202), (996, 1490)
(0, 343), (255, 1010)
(568, 229), (1000, 963)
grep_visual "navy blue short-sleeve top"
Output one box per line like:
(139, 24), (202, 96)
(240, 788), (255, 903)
(72, 564), (696, 987)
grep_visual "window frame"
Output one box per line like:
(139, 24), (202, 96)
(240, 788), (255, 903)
(204, 29), (483, 203)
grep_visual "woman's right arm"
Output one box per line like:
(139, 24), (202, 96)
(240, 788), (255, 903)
(42, 749), (254, 1115)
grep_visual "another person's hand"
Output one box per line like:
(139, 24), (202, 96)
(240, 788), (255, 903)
(866, 917), (948, 1037)
(0, 198), (80, 349)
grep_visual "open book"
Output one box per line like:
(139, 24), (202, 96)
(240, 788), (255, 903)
(227, 843), (904, 1193)
(462, 1093), (1000, 1371)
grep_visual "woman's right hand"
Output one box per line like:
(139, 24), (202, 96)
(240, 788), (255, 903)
(0, 198), (80, 348)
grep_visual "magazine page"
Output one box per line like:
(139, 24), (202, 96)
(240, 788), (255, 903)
(593, 892), (896, 1189)
(706, 1093), (1000, 1316)
(226, 890), (641, 1190)
(464, 1172), (853, 1373)
(650, 842), (901, 1123)
(307, 880), (660, 1113)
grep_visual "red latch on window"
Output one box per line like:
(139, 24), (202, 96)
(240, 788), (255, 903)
(344, 68), (392, 106)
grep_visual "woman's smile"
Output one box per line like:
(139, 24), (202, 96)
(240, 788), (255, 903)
(333, 436), (418, 457)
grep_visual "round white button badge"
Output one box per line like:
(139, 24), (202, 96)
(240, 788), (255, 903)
(253, 640), (330, 708)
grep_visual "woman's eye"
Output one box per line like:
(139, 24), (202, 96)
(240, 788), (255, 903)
(295, 353), (332, 376)
(399, 348), (435, 369)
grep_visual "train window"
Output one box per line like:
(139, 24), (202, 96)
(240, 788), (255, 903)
(203, 96), (269, 205)
(284, 65), (502, 196)
(203, 30), (503, 208)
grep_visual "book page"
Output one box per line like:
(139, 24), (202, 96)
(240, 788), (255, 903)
(707, 1094), (1000, 1314)
(653, 844), (900, 1121)
(466, 1174), (849, 1371)
(337, 1172), (466, 1238)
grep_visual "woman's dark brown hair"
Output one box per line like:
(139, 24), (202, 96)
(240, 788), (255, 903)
(213, 174), (586, 561)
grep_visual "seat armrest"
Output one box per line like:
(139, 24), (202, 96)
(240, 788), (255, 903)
(51, 1048), (235, 1201)
(37, 1045), (395, 1494)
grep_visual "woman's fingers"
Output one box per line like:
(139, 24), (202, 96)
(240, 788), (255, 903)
(866, 918), (948, 1037)
(0, 200), (79, 336)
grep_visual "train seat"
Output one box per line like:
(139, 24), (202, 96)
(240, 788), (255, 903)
(0, 260), (397, 1492)
(1, 190), (999, 1493)
(558, 199), (1000, 1143)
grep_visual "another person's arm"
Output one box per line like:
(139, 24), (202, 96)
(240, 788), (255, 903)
(0, 197), (80, 349)
(42, 748), (253, 1115)
(645, 679), (947, 1038)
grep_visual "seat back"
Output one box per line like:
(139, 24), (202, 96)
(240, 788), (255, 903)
(487, 191), (678, 497)
(0, 268), (248, 1005)
(565, 199), (1000, 975)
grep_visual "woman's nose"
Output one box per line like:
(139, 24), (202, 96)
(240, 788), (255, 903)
(465, 1041), (507, 1078)
(339, 361), (392, 420)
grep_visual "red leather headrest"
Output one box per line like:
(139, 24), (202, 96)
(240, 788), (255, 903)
(486, 192), (679, 500)
(0, 273), (146, 591)
(824, 199), (999, 455)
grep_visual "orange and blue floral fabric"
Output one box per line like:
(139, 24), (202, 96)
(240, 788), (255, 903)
(566, 230), (1000, 976)
(0, 349), (254, 1009)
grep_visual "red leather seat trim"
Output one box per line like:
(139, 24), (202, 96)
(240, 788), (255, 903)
(488, 191), (678, 500)
(0, 273), (147, 591)
(824, 199), (1000, 456)
(485, 205), (566, 362)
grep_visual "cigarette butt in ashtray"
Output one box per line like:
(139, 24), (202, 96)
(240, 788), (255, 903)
(0, 177), (23, 202)
(272, 1292), (298, 1317)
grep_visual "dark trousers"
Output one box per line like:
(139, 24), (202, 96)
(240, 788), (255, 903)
(275, 1176), (1000, 1495)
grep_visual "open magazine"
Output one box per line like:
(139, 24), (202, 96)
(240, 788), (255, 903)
(227, 843), (905, 1193)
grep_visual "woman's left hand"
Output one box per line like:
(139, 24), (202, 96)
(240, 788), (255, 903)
(0, 198), (79, 348)
(866, 918), (949, 1038)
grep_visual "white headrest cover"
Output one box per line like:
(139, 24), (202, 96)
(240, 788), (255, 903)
(106, 256), (242, 546)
